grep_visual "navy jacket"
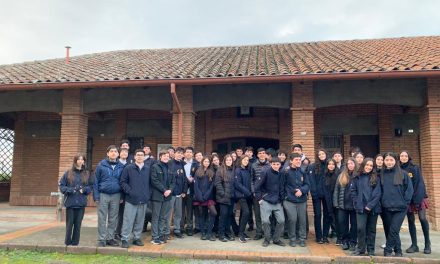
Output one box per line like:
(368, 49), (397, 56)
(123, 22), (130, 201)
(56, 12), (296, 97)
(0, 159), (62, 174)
(144, 156), (156, 167)
(194, 170), (215, 203)
(381, 168), (414, 211)
(350, 173), (382, 214)
(93, 159), (124, 201)
(308, 161), (327, 199)
(59, 169), (93, 208)
(120, 163), (151, 205)
(169, 159), (189, 196)
(250, 159), (270, 193)
(254, 168), (284, 204)
(234, 167), (252, 199)
(283, 166), (310, 203)
(150, 161), (175, 202)
(401, 162), (428, 206)
(214, 167), (234, 205)
(183, 160), (198, 195)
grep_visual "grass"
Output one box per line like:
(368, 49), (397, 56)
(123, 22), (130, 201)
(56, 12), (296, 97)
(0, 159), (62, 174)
(0, 249), (180, 264)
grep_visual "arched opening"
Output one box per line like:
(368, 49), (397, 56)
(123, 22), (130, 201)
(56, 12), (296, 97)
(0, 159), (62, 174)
(212, 137), (279, 156)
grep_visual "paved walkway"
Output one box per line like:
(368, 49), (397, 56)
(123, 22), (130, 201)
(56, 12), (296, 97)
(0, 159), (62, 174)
(0, 203), (438, 263)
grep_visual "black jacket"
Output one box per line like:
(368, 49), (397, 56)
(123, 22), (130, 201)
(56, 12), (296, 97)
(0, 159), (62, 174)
(308, 161), (327, 199)
(350, 173), (381, 214)
(120, 163), (151, 205)
(401, 162), (428, 206)
(59, 169), (93, 208)
(214, 167), (234, 205)
(234, 167), (252, 199)
(250, 159), (270, 193)
(381, 168), (414, 211)
(254, 168), (284, 204)
(150, 161), (175, 202)
(324, 170), (339, 213)
(169, 159), (189, 196)
(333, 172), (355, 211)
(283, 167), (310, 203)
(194, 170), (215, 203)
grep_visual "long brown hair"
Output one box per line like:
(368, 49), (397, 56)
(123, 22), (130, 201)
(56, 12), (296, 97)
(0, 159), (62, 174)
(381, 152), (404, 185)
(195, 156), (215, 181)
(357, 158), (377, 186)
(218, 154), (235, 182)
(67, 154), (90, 185)
(338, 157), (357, 187)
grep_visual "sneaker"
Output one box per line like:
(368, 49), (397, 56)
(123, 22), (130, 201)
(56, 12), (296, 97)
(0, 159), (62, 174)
(273, 240), (286, 247)
(174, 232), (183, 239)
(239, 236), (247, 243)
(220, 236), (228, 242)
(97, 241), (106, 247)
(289, 240), (297, 247)
(132, 239), (144, 246)
(209, 234), (216, 241)
(151, 239), (162, 245)
(121, 240), (129, 248)
(244, 233), (251, 240)
(405, 245), (419, 253)
(262, 240), (270, 247)
(299, 240), (306, 247)
(335, 239), (342, 246)
(352, 249), (365, 256)
(381, 243), (386, 249)
(341, 243), (349, 250)
(106, 239), (119, 247)
(322, 237), (330, 244)
(424, 242), (431, 254)
(253, 234), (263, 240)
(201, 233), (208, 240)
(186, 229), (193, 236)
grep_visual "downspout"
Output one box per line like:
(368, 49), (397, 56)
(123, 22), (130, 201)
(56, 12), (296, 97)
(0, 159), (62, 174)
(170, 83), (183, 146)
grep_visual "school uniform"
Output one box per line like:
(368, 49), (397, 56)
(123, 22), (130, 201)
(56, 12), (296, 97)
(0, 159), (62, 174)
(180, 159), (198, 234)
(214, 166), (235, 239)
(166, 159), (188, 236)
(250, 159), (270, 238)
(193, 170), (216, 238)
(234, 166), (252, 239)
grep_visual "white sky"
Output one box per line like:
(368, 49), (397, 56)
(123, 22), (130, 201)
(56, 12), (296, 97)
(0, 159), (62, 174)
(0, 0), (439, 65)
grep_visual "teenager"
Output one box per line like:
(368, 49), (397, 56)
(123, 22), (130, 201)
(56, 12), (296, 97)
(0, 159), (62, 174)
(308, 149), (330, 244)
(333, 151), (344, 171)
(211, 154), (221, 234)
(93, 145), (124, 247)
(120, 149), (151, 248)
(59, 154), (92, 246)
(150, 151), (175, 245)
(143, 145), (155, 167)
(245, 146), (256, 164)
(381, 152), (414, 257)
(351, 158), (381, 256)
(333, 157), (358, 251)
(323, 158), (339, 242)
(181, 147), (198, 236)
(350, 147), (361, 157)
(114, 147), (130, 241)
(193, 156), (217, 241)
(283, 153), (310, 247)
(277, 150), (288, 168)
(354, 152), (365, 166)
(120, 139), (134, 164)
(230, 151), (238, 163)
(192, 151), (203, 234)
(400, 151), (431, 254)
(214, 154), (235, 242)
(235, 147), (244, 158)
(167, 146), (175, 160)
(234, 156), (252, 243)
(375, 154), (388, 250)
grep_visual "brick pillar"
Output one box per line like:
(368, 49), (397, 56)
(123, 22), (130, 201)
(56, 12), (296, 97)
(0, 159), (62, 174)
(9, 113), (26, 205)
(115, 109), (127, 144)
(419, 78), (440, 230)
(291, 82), (315, 162)
(58, 90), (88, 181)
(172, 85), (195, 147)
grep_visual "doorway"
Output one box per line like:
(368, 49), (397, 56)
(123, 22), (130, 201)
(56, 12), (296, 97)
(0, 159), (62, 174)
(213, 137), (279, 156)
(350, 135), (379, 158)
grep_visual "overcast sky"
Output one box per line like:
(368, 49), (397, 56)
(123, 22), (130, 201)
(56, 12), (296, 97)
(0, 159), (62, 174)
(1, 0), (439, 65)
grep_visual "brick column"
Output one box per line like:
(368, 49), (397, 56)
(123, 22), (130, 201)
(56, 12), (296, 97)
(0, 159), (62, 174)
(172, 85), (195, 148)
(114, 109), (127, 144)
(291, 82), (315, 162)
(419, 78), (440, 230)
(58, 90), (88, 181)
(9, 113), (26, 205)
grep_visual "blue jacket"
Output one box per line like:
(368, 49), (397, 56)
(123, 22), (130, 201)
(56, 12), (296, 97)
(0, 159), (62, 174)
(169, 159), (189, 196)
(254, 168), (284, 204)
(93, 159), (124, 201)
(120, 163), (151, 205)
(283, 167), (310, 203)
(59, 169), (93, 208)
(381, 168), (414, 211)
(250, 159), (270, 193)
(308, 161), (326, 199)
(234, 167), (252, 199)
(194, 170), (215, 203)
(350, 173), (382, 214)
(401, 162), (427, 206)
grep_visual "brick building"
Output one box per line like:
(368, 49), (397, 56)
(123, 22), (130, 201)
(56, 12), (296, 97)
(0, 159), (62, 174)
(0, 36), (440, 229)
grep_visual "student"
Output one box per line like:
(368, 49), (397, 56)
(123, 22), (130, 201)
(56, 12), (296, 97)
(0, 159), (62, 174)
(399, 151), (431, 254)
(250, 148), (270, 240)
(211, 154), (220, 173)
(265, 148), (276, 162)
(214, 154), (235, 242)
(333, 158), (358, 251)
(245, 146), (256, 164)
(333, 151), (344, 171)
(277, 150), (288, 168)
(323, 158), (339, 243)
(194, 151), (203, 165)
(351, 158), (381, 256)
(283, 153), (310, 247)
(150, 151), (175, 245)
(234, 156), (252, 243)
(375, 154), (387, 250)
(119, 149), (151, 248)
(354, 152), (365, 166)
(193, 156), (217, 241)
(350, 147), (361, 157)
(168, 147), (188, 238)
(230, 151), (238, 163)
(114, 147), (130, 241)
(235, 147), (244, 158)
(192, 150), (203, 234)
(167, 146), (175, 160)
(381, 152), (414, 257)
(120, 139), (134, 164)
(308, 149), (330, 244)
(59, 154), (93, 246)
(143, 145), (155, 167)
(211, 153), (221, 233)
(93, 145), (125, 247)
(181, 147), (198, 236)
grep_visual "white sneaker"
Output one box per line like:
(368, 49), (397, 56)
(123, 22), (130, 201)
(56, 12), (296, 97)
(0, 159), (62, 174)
(381, 243), (386, 249)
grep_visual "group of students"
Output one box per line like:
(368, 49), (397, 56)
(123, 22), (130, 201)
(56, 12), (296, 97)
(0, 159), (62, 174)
(59, 140), (431, 257)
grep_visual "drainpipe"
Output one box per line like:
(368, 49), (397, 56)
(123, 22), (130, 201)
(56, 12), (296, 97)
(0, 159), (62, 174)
(170, 83), (183, 146)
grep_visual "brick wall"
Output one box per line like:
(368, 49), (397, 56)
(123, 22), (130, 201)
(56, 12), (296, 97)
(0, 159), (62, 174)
(172, 86), (195, 148)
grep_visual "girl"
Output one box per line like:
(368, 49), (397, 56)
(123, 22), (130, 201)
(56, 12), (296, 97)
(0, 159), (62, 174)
(375, 154), (387, 250)
(215, 154), (235, 242)
(59, 154), (93, 246)
(234, 156), (252, 243)
(381, 152), (414, 257)
(193, 156), (217, 241)
(351, 158), (381, 256)
(333, 157), (358, 251)
(323, 158), (339, 243)
(308, 149), (330, 243)
(277, 150), (288, 167)
(399, 151), (430, 254)
(354, 152), (365, 166)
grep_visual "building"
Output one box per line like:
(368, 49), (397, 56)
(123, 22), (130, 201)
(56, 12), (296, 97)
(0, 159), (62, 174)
(0, 36), (439, 228)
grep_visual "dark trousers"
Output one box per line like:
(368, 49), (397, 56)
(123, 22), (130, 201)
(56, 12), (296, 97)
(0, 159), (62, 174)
(383, 209), (407, 254)
(180, 194), (194, 231)
(238, 198), (251, 237)
(65, 207), (85, 246)
(198, 205), (217, 235)
(356, 212), (378, 253)
(408, 209), (430, 247)
(115, 202), (125, 236)
(252, 196), (263, 235)
(337, 209), (357, 245)
(218, 203), (234, 237)
(312, 197), (331, 240)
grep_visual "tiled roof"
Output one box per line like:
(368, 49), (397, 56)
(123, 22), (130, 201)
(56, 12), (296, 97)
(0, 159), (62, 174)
(0, 36), (439, 85)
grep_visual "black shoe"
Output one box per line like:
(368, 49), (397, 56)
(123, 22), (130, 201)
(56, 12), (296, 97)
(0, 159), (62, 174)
(253, 234), (263, 240)
(299, 240), (306, 247)
(368, 251), (375, 256)
(335, 239), (342, 246)
(349, 243), (356, 251)
(424, 242), (431, 254)
(273, 240), (286, 247)
(106, 239), (119, 247)
(209, 234), (216, 241)
(283, 232), (289, 239)
(186, 229), (193, 236)
(97, 241), (106, 247)
(132, 239), (144, 246)
(352, 249), (365, 256)
(384, 251), (393, 257)
(322, 237), (330, 244)
(121, 240), (129, 248)
(262, 240), (270, 247)
(193, 228), (200, 234)
(395, 252), (403, 257)
(317, 239), (324, 244)
(247, 225), (254, 232)
(406, 244), (419, 253)
(244, 233), (251, 240)
(220, 236), (228, 242)
(160, 235), (168, 244)
(239, 236), (247, 243)
(174, 232), (183, 239)
(151, 238), (161, 245)
(341, 243), (349, 250)
(225, 234), (235, 241)
(289, 240), (297, 247)
(201, 233), (207, 240)
(114, 234), (122, 241)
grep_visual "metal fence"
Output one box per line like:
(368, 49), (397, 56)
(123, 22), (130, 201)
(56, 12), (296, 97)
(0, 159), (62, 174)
(0, 128), (14, 182)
